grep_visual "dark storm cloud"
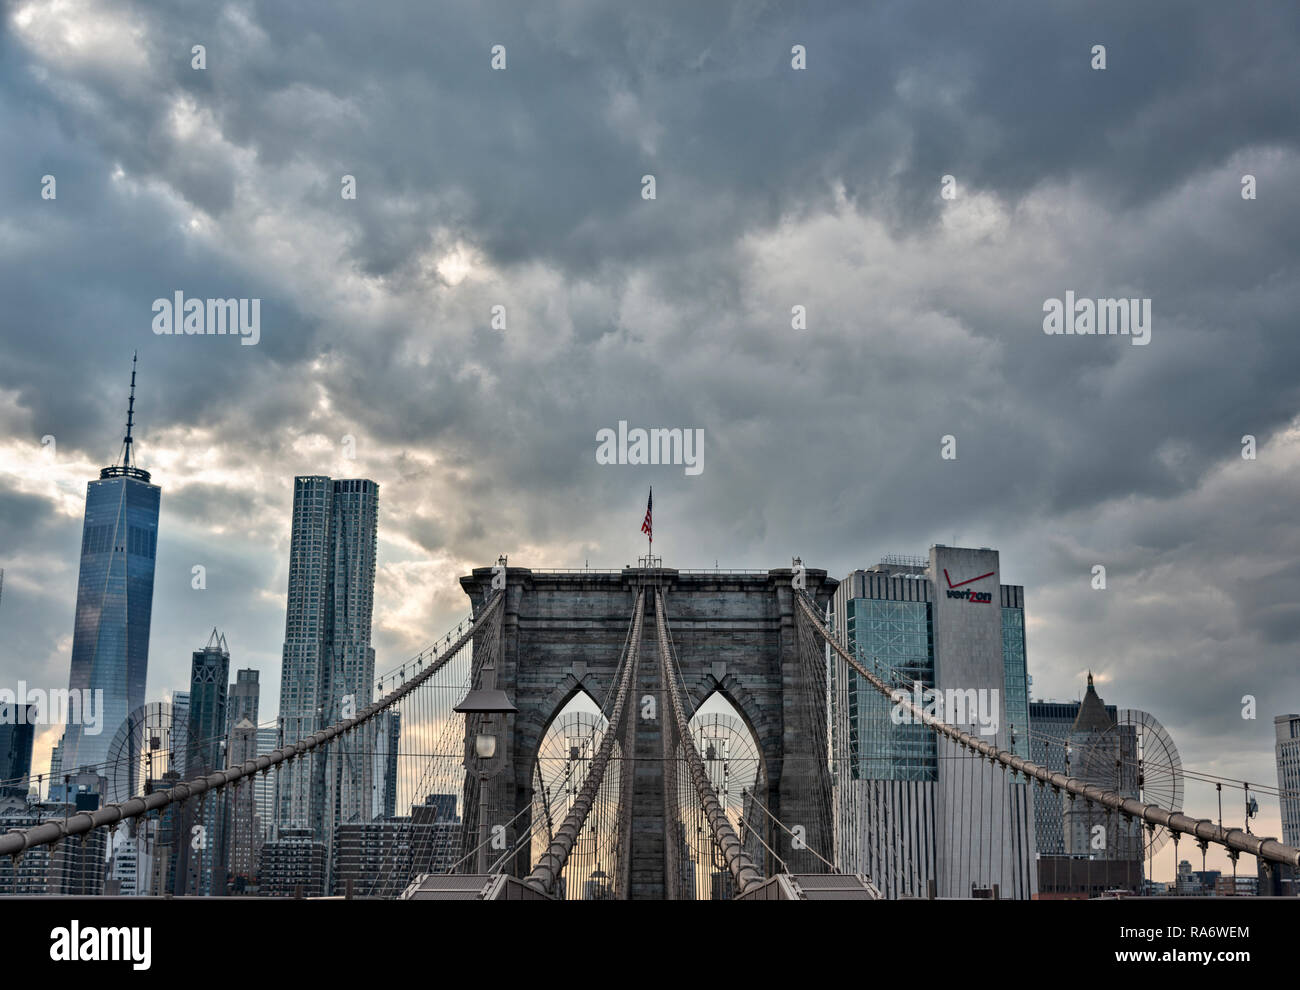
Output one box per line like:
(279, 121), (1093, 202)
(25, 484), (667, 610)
(1228, 559), (1300, 646)
(0, 489), (60, 553)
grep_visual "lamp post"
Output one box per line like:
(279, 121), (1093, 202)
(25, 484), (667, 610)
(588, 866), (609, 901)
(454, 651), (517, 874)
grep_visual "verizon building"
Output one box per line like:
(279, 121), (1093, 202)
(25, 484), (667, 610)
(831, 545), (1037, 898)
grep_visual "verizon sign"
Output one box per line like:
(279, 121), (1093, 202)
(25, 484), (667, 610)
(943, 568), (994, 604)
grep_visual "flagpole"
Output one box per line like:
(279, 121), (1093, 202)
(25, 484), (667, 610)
(640, 487), (654, 567)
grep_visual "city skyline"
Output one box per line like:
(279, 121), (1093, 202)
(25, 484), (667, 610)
(0, 357), (1296, 879)
(2, 0), (1299, 892)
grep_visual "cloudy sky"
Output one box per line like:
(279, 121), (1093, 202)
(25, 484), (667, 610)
(1, 1), (1298, 874)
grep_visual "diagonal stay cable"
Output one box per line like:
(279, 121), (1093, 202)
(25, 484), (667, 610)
(444, 800), (536, 876)
(487, 764), (584, 877)
(741, 784), (838, 874)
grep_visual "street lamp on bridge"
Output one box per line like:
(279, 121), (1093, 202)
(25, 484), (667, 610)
(455, 658), (517, 873)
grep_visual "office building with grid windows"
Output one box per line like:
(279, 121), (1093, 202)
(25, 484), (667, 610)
(831, 545), (1037, 898)
(1028, 696), (1118, 855)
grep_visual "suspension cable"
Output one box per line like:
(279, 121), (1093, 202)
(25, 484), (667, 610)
(655, 588), (765, 894)
(523, 590), (645, 894)
(797, 590), (1300, 870)
(742, 786), (838, 874)
(0, 591), (504, 860)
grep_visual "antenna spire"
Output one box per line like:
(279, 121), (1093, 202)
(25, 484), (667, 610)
(99, 353), (151, 482)
(122, 351), (137, 469)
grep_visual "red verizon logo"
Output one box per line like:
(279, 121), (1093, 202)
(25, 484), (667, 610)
(943, 568), (994, 604)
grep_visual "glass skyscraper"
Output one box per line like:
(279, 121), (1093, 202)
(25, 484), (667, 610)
(275, 476), (379, 848)
(1001, 607), (1031, 759)
(56, 357), (161, 789)
(177, 630), (230, 896)
(843, 597), (937, 780)
(836, 566), (1032, 780)
(0, 704), (35, 797)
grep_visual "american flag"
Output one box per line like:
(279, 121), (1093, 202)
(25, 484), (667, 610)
(640, 488), (652, 543)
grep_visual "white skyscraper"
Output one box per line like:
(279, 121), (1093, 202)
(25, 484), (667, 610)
(1276, 715), (1300, 848)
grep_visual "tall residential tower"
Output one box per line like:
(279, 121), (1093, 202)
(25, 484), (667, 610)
(275, 476), (379, 849)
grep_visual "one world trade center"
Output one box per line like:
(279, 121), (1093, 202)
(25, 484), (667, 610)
(53, 354), (161, 794)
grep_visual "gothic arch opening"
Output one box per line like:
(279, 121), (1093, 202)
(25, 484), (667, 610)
(528, 689), (622, 899)
(676, 691), (772, 898)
